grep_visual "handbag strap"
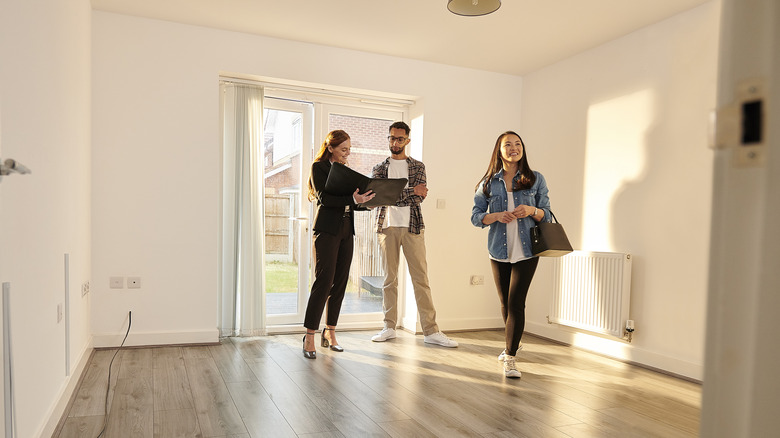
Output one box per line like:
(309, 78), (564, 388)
(547, 209), (560, 224)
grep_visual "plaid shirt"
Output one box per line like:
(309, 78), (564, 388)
(371, 157), (426, 234)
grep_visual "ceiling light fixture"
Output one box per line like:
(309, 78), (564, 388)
(447, 0), (501, 17)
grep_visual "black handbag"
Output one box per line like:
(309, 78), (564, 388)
(531, 210), (573, 257)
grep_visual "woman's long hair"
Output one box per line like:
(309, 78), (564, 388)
(474, 131), (536, 197)
(308, 130), (350, 201)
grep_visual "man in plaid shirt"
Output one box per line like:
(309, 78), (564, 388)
(369, 121), (458, 348)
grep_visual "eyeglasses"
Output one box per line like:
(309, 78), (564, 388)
(388, 136), (408, 144)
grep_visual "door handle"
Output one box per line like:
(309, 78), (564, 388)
(0, 158), (31, 184)
(289, 217), (309, 232)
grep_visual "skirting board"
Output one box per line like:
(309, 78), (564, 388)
(38, 339), (93, 438)
(92, 329), (219, 348)
(525, 321), (703, 381)
(403, 316), (505, 334)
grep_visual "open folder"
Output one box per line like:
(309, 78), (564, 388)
(324, 162), (407, 208)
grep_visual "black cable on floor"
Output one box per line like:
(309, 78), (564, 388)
(96, 310), (131, 438)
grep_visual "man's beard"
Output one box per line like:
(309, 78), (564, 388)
(390, 146), (404, 155)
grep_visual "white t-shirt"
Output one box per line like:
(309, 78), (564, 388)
(500, 191), (529, 263)
(383, 158), (410, 228)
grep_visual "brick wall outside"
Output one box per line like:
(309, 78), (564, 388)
(329, 114), (394, 176)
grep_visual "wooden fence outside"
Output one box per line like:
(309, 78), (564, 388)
(264, 194), (384, 293)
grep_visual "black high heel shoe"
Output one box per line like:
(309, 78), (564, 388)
(302, 333), (316, 359)
(321, 327), (344, 352)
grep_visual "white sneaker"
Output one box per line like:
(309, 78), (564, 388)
(371, 328), (397, 342)
(423, 331), (458, 348)
(497, 343), (522, 361)
(503, 355), (522, 378)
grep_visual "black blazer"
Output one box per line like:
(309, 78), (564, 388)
(309, 160), (361, 236)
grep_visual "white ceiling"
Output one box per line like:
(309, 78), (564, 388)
(91, 0), (712, 76)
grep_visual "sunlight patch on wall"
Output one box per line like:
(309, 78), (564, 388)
(582, 90), (655, 251)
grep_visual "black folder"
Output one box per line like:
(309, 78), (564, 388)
(324, 162), (408, 207)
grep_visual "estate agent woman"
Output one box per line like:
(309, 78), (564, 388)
(302, 130), (375, 359)
(471, 131), (551, 378)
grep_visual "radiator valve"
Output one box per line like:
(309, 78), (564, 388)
(624, 319), (635, 342)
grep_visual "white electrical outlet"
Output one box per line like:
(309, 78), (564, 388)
(57, 303), (63, 323)
(470, 275), (484, 285)
(128, 277), (141, 289)
(110, 277), (124, 289)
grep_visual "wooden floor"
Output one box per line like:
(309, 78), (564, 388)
(54, 330), (701, 438)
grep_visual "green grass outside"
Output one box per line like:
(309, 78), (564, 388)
(265, 261), (359, 294)
(265, 261), (298, 293)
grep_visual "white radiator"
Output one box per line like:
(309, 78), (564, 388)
(549, 251), (632, 338)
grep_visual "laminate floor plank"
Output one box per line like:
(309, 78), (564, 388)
(295, 432), (345, 438)
(598, 406), (695, 438)
(185, 357), (248, 437)
(182, 345), (214, 360)
(119, 348), (154, 379)
(67, 349), (120, 417)
(309, 393), (391, 438)
(305, 355), (410, 423)
(153, 348), (195, 411)
(153, 346), (186, 364)
(229, 336), (272, 360)
(57, 331), (701, 438)
(56, 414), (105, 438)
(360, 375), (483, 438)
(244, 357), (339, 436)
(153, 408), (202, 438)
(423, 379), (580, 434)
(244, 357), (306, 398)
(104, 376), (154, 438)
(209, 340), (257, 383)
(225, 380), (297, 438)
(289, 367), (391, 437)
(376, 419), (437, 438)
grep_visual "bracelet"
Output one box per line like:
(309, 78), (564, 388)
(533, 207), (538, 217)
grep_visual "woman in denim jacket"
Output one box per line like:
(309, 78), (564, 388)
(471, 131), (551, 378)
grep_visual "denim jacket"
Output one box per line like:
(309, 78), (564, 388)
(471, 169), (551, 260)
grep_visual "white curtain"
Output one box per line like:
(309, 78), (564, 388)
(219, 82), (266, 337)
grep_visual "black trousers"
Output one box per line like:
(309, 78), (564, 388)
(303, 216), (353, 330)
(490, 257), (539, 356)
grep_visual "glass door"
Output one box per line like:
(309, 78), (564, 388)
(263, 97), (314, 326)
(260, 92), (408, 329)
(320, 104), (406, 325)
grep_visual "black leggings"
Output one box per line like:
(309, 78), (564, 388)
(490, 257), (539, 356)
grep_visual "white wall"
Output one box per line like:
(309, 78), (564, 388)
(90, 12), (523, 345)
(0, 1), (93, 436)
(518, 2), (720, 380)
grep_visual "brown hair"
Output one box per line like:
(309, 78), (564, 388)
(474, 131), (536, 197)
(308, 130), (350, 201)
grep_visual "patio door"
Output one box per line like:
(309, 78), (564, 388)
(319, 104), (405, 326)
(261, 91), (407, 329)
(263, 97), (314, 326)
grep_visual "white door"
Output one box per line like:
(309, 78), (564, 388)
(260, 92), (409, 329)
(262, 97), (314, 326)
(319, 103), (406, 326)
